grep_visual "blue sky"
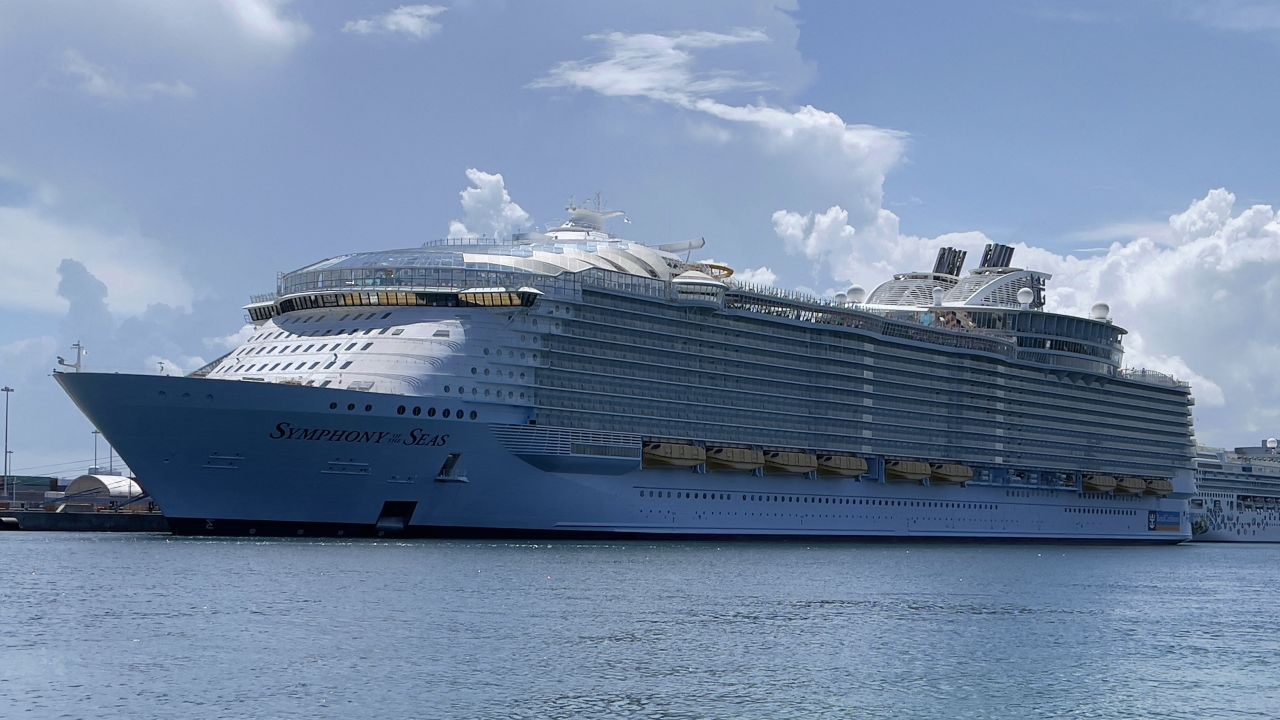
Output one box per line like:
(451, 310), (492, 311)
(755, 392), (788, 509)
(2, 0), (1279, 475)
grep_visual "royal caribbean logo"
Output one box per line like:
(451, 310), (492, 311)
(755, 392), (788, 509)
(1147, 510), (1180, 532)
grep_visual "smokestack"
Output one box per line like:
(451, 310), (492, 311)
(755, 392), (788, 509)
(931, 247), (967, 276)
(979, 243), (1015, 269)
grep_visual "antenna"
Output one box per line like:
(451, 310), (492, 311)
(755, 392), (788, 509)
(56, 341), (85, 373)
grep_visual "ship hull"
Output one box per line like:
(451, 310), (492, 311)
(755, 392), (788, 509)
(56, 372), (1192, 543)
(1192, 507), (1280, 542)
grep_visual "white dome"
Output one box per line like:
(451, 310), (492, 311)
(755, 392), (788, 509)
(1090, 302), (1110, 320)
(847, 285), (867, 304)
(1267, 437), (1279, 450)
(672, 269), (725, 287)
(833, 292), (847, 305)
(1016, 287), (1034, 305)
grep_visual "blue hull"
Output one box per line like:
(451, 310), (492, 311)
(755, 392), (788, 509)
(55, 372), (1192, 542)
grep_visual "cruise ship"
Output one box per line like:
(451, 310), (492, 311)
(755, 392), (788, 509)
(56, 204), (1197, 540)
(1190, 440), (1280, 542)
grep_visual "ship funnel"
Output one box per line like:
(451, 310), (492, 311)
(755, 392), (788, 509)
(979, 243), (1015, 269)
(931, 247), (967, 277)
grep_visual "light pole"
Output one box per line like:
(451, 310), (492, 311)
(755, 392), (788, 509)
(2, 386), (12, 502)
(92, 429), (100, 472)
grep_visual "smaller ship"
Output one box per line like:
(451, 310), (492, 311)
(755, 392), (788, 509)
(1190, 438), (1280, 542)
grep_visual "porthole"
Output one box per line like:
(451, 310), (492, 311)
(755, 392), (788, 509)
(428, 407), (437, 417)
(455, 408), (462, 417)
(397, 405), (405, 415)
(346, 403), (355, 411)
(484, 348), (490, 356)
(458, 386), (464, 395)
(412, 406), (421, 416)
(364, 404), (372, 412)
(469, 411), (477, 420)
(484, 369), (490, 376)
(444, 385), (450, 393)
(442, 409), (451, 418)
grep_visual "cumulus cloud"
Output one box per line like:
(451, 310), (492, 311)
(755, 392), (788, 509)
(62, 49), (195, 100)
(204, 324), (255, 352)
(733, 266), (777, 286)
(447, 169), (530, 239)
(342, 4), (446, 39)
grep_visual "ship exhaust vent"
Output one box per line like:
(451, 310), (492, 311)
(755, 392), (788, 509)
(931, 247), (967, 277)
(375, 501), (417, 532)
(979, 243), (1015, 269)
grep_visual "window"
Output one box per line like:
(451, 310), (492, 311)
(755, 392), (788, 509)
(392, 329), (404, 335)
(428, 408), (437, 417)
(361, 342), (372, 351)
(443, 409), (451, 418)
(345, 343), (356, 351)
(412, 406), (421, 416)
(340, 361), (353, 369)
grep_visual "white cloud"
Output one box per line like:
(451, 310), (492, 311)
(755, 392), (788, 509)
(447, 169), (530, 239)
(221, 0), (311, 49)
(204, 324), (255, 352)
(1184, 0), (1280, 33)
(533, 29), (773, 101)
(733, 266), (777, 286)
(61, 49), (195, 101)
(62, 49), (126, 98)
(343, 5), (446, 39)
(535, 28), (907, 248)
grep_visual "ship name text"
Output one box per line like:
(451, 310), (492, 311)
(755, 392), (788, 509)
(269, 422), (449, 447)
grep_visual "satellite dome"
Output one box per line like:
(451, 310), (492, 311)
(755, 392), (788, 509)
(1090, 302), (1110, 320)
(931, 286), (944, 306)
(833, 292), (847, 305)
(1016, 288), (1034, 306)
(846, 285), (867, 304)
(1268, 437), (1279, 450)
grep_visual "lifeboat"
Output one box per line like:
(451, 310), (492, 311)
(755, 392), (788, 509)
(764, 450), (818, 474)
(642, 441), (705, 468)
(930, 463), (973, 484)
(1083, 474), (1117, 492)
(706, 446), (764, 471)
(885, 460), (931, 482)
(1145, 478), (1174, 496)
(1115, 476), (1146, 494)
(817, 454), (869, 477)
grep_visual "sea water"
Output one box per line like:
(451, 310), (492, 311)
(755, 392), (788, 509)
(2, 534), (1277, 719)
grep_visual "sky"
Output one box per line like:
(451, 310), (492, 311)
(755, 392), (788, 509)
(1, 0), (1279, 477)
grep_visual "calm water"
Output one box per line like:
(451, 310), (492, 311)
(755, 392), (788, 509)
(2, 535), (1278, 719)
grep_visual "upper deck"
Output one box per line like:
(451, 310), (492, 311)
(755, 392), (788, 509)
(243, 211), (1182, 388)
